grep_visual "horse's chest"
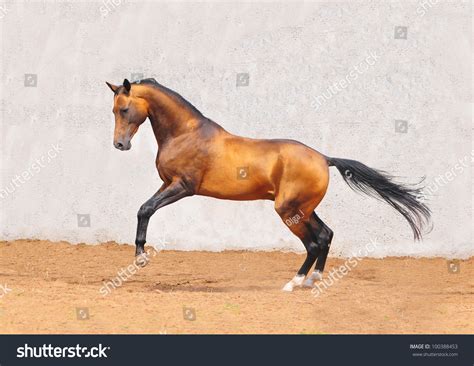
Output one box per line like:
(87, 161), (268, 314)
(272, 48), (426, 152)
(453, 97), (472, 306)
(156, 149), (206, 179)
(155, 155), (177, 178)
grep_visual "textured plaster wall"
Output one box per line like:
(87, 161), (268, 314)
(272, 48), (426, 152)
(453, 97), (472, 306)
(0, 0), (472, 257)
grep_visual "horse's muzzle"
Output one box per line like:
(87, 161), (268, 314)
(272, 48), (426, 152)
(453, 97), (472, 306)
(114, 140), (131, 151)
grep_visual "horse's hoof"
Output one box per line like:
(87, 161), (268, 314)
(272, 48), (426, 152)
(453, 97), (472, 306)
(135, 253), (149, 267)
(282, 281), (294, 292)
(312, 270), (323, 281)
(302, 270), (322, 287)
(282, 275), (305, 292)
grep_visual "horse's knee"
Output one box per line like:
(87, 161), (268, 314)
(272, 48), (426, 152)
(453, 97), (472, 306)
(137, 204), (154, 220)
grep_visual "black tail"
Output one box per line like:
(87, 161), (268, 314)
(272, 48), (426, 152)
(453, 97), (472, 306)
(327, 157), (431, 240)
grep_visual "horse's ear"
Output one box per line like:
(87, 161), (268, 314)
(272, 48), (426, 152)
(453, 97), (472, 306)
(123, 79), (131, 92)
(105, 81), (119, 93)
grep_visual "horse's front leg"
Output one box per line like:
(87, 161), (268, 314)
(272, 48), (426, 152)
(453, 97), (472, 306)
(134, 179), (193, 264)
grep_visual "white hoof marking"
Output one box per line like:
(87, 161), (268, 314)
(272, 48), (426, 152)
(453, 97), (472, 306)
(135, 253), (149, 267)
(282, 281), (295, 292)
(302, 270), (323, 288)
(282, 274), (305, 292)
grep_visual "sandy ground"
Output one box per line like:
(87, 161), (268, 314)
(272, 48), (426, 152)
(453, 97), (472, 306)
(0, 239), (472, 334)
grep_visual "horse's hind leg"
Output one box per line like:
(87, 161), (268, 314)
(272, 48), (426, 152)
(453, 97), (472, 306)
(275, 202), (321, 292)
(303, 213), (333, 288)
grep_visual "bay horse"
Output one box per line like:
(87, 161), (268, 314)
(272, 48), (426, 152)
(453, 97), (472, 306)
(105, 78), (431, 292)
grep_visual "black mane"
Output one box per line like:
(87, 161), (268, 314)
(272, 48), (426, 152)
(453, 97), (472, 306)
(132, 78), (203, 117)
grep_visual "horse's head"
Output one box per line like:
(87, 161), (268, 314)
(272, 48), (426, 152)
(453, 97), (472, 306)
(106, 79), (149, 151)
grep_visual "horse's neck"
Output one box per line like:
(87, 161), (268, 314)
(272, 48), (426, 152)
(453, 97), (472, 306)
(143, 87), (202, 147)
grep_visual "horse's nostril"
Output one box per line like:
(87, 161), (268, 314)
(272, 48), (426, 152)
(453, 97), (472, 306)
(115, 142), (124, 149)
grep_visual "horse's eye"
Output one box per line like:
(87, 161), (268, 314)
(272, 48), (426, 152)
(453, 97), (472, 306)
(121, 108), (129, 113)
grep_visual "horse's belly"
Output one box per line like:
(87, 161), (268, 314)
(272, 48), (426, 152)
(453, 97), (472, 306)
(198, 188), (275, 201)
(197, 168), (275, 201)
(195, 137), (279, 200)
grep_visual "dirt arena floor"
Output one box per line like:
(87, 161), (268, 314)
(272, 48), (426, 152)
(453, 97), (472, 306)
(0, 239), (472, 334)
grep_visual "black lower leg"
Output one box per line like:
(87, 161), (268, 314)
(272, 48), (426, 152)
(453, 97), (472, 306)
(134, 181), (191, 257)
(297, 222), (320, 276)
(297, 252), (317, 276)
(135, 217), (149, 256)
(310, 213), (333, 273)
(315, 246), (329, 272)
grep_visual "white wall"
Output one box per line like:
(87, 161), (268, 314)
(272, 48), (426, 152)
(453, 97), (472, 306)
(0, 0), (472, 258)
